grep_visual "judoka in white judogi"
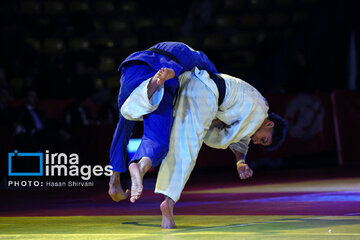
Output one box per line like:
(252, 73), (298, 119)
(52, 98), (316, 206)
(122, 67), (269, 202)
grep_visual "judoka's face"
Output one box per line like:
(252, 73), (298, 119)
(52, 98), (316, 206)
(251, 119), (274, 146)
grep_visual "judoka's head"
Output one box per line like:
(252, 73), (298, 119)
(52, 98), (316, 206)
(251, 113), (288, 150)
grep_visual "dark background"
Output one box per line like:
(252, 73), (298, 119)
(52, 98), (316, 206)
(1, 0), (360, 187)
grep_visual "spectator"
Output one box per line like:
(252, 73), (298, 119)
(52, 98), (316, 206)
(12, 89), (46, 151)
(97, 88), (119, 124)
(64, 96), (94, 128)
(14, 89), (45, 136)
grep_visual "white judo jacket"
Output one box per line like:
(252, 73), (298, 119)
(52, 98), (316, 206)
(122, 68), (268, 201)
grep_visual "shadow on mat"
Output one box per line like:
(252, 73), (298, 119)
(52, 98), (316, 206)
(122, 217), (360, 233)
(122, 221), (195, 229)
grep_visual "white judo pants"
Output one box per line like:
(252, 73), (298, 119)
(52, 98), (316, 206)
(155, 70), (218, 202)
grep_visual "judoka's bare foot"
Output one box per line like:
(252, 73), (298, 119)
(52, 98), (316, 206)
(129, 157), (152, 203)
(147, 68), (175, 99)
(154, 68), (175, 85)
(108, 172), (129, 202)
(160, 197), (176, 229)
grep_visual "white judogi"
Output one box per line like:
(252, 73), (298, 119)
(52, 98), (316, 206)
(122, 67), (268, 202)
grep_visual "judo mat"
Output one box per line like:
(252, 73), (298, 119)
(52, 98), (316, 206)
(1, 168), (360, 240)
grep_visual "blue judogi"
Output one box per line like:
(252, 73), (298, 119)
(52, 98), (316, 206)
(110, 42), (218, 173)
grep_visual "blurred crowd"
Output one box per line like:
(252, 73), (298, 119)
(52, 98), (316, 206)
(0, 87), (119, 152)
(1, 0), (360, 154)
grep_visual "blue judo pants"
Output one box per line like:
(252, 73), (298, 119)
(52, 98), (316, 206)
(110, 43), (217, 173)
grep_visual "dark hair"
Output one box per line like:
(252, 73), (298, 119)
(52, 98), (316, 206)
(260, 113), (288, 151)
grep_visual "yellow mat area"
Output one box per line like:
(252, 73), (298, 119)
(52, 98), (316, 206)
(1, 215), (360, 240)
(184, 178), (360, 194)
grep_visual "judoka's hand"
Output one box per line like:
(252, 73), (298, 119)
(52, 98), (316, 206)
(237, 163), (253, 179)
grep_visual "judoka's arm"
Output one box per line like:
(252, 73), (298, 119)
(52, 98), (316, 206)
(229, 142), (253, 180)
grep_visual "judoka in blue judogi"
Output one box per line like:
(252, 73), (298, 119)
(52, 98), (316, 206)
(108, 42), (218, 202)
